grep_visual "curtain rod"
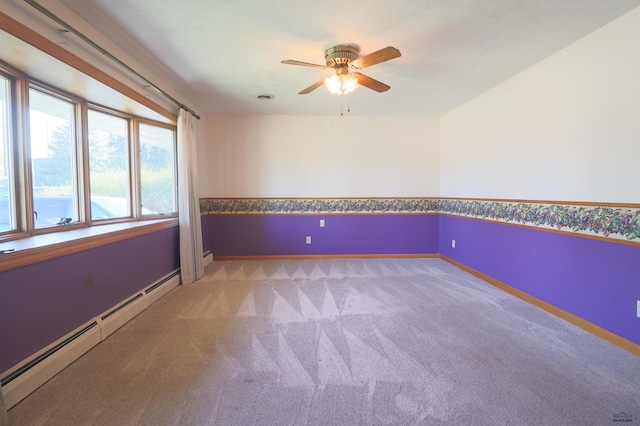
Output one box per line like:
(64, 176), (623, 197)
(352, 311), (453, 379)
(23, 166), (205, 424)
(23, 0), (201, 120)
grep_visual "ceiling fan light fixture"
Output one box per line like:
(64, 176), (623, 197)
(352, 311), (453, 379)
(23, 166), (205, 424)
(324, 73), (359, 95)
(282, 45), (400, 95)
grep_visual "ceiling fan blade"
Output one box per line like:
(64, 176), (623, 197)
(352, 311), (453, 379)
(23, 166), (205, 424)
(281, 60), (329, 70)
(354, 73), (390, 92)
(351, 46), (401, 69)
(298, 79), (325, 94)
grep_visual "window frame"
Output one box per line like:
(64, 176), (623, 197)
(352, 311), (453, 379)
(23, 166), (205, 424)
(27, 79), (86, 234)
(0, 70), (16, 234)
(136, 117), (179, 218)
(86, 103), (136, 224)
(0, 62), (27, 241)
(0, 62), (178, 244)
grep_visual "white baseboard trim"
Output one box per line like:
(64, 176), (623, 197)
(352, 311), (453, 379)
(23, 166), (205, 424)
(98, 294), (147, 341)
(0, 321), (102, 409)
(0, 381), (7, 426)
(203, 251), (213, 267)
(144, 271), (181, 307)
(0, 269), (180, 409)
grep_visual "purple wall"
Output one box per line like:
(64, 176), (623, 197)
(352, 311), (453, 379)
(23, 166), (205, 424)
(205, 214), (439, 256)
(0, 227), (180, 372)
(201, 215), (212, 254)
(439, 215), (640, 346)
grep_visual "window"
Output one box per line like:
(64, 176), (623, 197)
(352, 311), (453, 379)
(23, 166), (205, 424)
(0, 67), (177, 243)
(88, 108), (131, 220)
(0, 74), (13, 233)
(139, 122), (177, 215)
(29, 87), (80, 228)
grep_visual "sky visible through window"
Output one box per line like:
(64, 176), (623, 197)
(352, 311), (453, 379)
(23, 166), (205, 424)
(29, 90), (71, 160)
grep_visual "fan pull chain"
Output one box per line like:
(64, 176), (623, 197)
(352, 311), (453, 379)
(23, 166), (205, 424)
(339, 100), (352, 116)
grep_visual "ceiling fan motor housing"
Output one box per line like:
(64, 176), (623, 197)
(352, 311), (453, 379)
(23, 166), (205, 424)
(325, 45), (359, 69)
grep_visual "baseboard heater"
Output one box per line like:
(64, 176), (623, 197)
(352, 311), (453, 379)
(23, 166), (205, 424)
(0, 269), (181, 409)
(203, 251), (213, 267)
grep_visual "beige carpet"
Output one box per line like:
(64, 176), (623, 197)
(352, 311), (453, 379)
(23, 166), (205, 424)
(8, 258), (640, 425)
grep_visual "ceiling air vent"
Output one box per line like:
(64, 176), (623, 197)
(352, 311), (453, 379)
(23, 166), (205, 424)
(255, 93), (275, 100)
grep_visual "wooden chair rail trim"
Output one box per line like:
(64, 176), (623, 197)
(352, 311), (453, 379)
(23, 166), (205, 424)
(0, 219), (178, 272)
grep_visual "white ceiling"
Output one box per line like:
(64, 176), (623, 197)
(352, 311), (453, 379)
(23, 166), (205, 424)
(27, 0), (640, 116)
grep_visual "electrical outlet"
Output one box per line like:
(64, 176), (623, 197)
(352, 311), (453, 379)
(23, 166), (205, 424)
(320, 219), (325, 228)
(452, 239), (456, 249)
(306, 236), (311, 244)
(637, 300), (640, 318)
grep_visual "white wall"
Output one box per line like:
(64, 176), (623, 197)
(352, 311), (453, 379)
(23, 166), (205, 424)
(194, 118), (210, 195)
(202, 115), (440, 198)
(440, 7), (640, 203)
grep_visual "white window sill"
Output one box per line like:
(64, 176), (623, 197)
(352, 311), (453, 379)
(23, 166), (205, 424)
(0, 218), (178, 272)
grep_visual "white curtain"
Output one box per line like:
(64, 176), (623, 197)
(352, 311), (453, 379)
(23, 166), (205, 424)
(177, 108), (204, 284)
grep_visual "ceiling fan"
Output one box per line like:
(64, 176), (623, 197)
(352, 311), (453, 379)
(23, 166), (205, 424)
(281, 45), (401, 95)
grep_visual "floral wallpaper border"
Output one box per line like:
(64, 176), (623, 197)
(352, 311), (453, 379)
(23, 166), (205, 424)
(200, 198), (439, 215)
(437, 199), (640, 242)
(200, 198), (640, 242)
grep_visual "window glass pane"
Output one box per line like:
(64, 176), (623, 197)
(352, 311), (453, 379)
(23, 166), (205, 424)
(0, 76), (13, 232)
(29, 88), (77, 227)
(139, 123), (176, 215)
(88, 109), (130, 220)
